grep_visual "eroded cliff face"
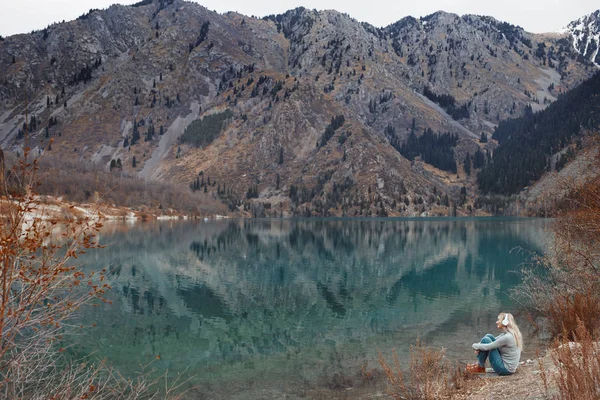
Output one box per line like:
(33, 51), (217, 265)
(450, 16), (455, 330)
(0, 1), (597, 216)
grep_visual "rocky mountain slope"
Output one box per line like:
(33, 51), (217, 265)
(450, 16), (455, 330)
(0, 1), (597, 216)
(563, 10), (600, 66)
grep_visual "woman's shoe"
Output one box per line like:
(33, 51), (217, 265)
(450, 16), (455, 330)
(466, 362), (486, 374)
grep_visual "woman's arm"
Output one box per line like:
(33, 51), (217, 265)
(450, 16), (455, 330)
(472, 334), (511, 351)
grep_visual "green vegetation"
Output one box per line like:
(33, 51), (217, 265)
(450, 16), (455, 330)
(189, 21), (210, 52)
(317, 115), (345, 148)
(132, 0), (174, 7)
(246, 185), (259, 199)
(423, 87), (470, 120)
(478, 71), (600, 195)
(263, 7), (311, 40)
(179, 109), (233, 148)
(392, 129), (459, 173)
(131, 0), (153, 6)
(76, 8), (100, 20)
(555, 146), (576, 172)
(70, 57), (102, 86)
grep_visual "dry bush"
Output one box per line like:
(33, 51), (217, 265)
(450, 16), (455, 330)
(5, 153), (230, 215)
(378, 348), (412, 399)
(0, 147), (189, 398)
(360, 361), (379, 384)
(4, 340), (189, 399)
(519, 254), (600, 340)
(547, 291), (600, 340)
(378, 340), (460, 400)
(517, 155), (600, 340)
(450, 362), (473, 392)
(517, 143), (600, 399)
(541, 319), (600, 400)
(36, 155), (204, 213)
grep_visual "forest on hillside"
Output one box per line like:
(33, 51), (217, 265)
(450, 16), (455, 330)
(478, 71), (600, 195)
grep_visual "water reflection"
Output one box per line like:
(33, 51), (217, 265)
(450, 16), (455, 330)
(74, 218), (549, 398)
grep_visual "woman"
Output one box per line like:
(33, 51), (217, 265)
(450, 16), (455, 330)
(467, 312), (523, 375)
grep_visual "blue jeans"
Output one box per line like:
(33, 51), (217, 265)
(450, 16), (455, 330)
(476, 334), (512, 375)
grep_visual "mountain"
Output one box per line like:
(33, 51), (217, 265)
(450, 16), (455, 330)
(477, 70), (600, 196)
(0, 1), (597, 217)
(563, 10), (600, 66)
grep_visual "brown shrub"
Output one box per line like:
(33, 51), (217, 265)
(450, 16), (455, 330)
(378, 340), (462, 400)
(518, 142), (600, 399)
(547, 290), (600, 340)
(517, 156), (600, 340)
(542, 320), (600, 400)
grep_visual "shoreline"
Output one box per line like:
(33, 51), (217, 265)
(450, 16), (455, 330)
(5, 194), (549, 223)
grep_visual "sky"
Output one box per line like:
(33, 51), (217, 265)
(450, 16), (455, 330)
(1, 0), (598, 37)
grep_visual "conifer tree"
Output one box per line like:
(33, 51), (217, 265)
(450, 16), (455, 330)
(464, 153), (471, 176)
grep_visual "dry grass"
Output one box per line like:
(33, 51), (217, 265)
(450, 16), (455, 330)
(539, 320), (600, 400)
(378, 340), (469, 400)
(3, 343), (190, 399)
(547, 291), (600, 340)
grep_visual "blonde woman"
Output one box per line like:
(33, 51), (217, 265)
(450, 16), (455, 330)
(467, 312), (523, 375)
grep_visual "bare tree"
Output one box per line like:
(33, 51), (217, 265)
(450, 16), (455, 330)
(0, 147), (189, 398)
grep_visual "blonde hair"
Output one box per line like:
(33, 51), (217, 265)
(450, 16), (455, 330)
(498, 312), (523, 351)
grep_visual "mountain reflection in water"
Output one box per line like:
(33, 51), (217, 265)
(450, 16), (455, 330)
(74, 218), (549, 398)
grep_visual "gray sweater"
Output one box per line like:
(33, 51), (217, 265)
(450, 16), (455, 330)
(472, 332), (521, 373)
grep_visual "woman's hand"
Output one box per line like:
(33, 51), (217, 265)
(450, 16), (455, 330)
(474, 349), (480, 355)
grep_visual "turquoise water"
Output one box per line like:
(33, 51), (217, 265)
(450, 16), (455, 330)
(73, 218), (550, 398)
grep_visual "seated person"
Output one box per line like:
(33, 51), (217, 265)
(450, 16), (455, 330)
(467, 312), (523, 375)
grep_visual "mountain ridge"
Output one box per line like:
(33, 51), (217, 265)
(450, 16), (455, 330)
(0, 1), (598, 217)
(562, 9), (600, 66)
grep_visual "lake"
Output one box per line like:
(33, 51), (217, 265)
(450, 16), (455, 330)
(72, 218), (550, 398)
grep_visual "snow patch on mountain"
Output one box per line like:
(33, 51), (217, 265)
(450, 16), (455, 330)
(564, 10), (600, 67)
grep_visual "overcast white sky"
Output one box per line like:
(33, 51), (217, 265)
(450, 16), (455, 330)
(1, 0), (598, 37)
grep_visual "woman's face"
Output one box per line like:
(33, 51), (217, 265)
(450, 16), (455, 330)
(496, 318), (504, 330)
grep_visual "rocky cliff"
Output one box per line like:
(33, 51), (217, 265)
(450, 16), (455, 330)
(563, 10), (600, 66)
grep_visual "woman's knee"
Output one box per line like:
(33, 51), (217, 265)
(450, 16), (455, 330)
(480, 334), (494, 344)
(485, 334), (495, 341)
